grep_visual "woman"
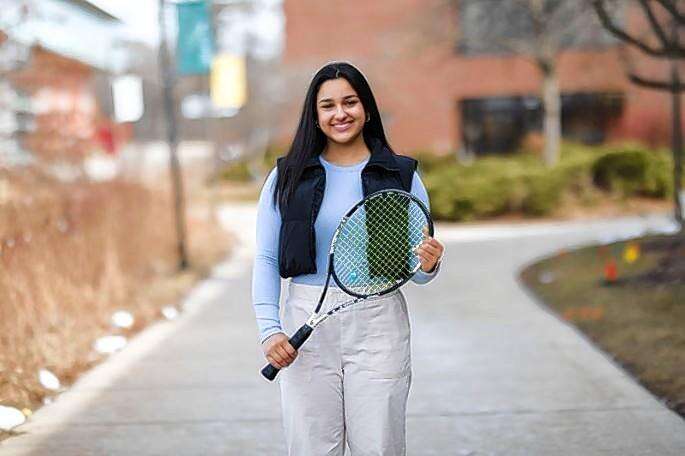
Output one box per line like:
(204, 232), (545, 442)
(252, 61), (444, 455)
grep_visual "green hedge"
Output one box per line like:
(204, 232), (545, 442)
(591, 148), (672, 198)
(219, 142), (673, 221)
(421, 142), (672, 221)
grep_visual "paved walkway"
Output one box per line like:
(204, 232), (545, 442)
(1, 204), (684, 455)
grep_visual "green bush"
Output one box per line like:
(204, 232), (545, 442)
(591, 147), (672, 197)
(422, 154), (544, 221)
(592, 149), (648, 194)
(426, 166), (566, 220)
(418, 141), (672, 221)
(413, 150), (457, 175)
(423, 167), (512, 221)
(221, 141), (674, 220)
(643, 152), (673, 198)
(521, 171), (565, 216)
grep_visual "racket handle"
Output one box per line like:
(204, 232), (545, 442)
(260, 324), (313, 381)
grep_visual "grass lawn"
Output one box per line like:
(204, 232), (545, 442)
(519, 234), (685, 420)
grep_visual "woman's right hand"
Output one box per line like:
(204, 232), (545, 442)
(262, 332), (298, 369)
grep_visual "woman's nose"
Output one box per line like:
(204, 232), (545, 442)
(334, 105), (348, 119)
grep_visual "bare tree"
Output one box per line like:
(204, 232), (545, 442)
(455, 0), (608, 167)
(592, 0), (684, 230)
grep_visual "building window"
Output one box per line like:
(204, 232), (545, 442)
(460, 92), (624, 155)
(561, 92), (624, 144)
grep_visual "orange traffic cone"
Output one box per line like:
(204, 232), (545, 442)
(604, 258), (617, 284)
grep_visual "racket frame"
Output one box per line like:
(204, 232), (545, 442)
(329, 189), (434, 300)
(308, 189), (433, 326)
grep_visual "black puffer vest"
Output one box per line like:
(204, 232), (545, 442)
(276, 136), (417, 279)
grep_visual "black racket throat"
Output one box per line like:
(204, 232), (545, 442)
(314, 256), (334, 314)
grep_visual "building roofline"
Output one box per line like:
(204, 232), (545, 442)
(61, 0), (122, 22)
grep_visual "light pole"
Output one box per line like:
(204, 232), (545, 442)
(158, 0), (189, 270)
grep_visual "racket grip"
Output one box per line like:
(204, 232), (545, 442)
(260, 324), (314, 381)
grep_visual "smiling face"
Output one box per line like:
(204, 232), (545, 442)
(315, 78), (366, 145)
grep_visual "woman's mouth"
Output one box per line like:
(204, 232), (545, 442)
(332, 121), (353, 132)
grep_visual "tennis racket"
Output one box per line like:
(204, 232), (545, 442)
(261, 188), (433, 381)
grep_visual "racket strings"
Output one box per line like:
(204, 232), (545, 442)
(333, 192), (428, 296)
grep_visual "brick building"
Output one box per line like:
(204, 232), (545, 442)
(277, 0), (680, 156)
(1, 0), (132, 166)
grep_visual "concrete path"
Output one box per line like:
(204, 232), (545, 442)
(1, 204), (684, 455)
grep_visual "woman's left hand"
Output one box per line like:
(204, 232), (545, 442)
(417, 227), (444, 273)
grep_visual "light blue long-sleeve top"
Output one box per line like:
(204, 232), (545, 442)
(252, 154), (441, 343)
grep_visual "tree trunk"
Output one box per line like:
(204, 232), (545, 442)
(542, 68), (561, 167)
(671, 61), (684, 231)
(670, 20), (684, 233)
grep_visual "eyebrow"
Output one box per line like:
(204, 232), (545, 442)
(318, 95), (358, 104)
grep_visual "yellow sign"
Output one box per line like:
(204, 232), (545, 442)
(210, 54), (247, 109)
(623, 242), (640, 264)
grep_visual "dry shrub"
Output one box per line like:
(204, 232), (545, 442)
(0, 167), (230, 411)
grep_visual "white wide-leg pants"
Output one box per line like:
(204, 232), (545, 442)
(279, 281), (412, 456)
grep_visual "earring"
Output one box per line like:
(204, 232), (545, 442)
(315, 121), (320, 128)
(366, 113), (370, 123)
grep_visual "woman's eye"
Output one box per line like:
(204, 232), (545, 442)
(320, 100), (356, 109)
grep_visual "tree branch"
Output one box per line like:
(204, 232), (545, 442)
(654, 0), (685, 25)
(592, 0), (685, 58)
(639, 0), (670, 47)
(628, 72), (685, 91)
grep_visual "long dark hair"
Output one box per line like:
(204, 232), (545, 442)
(273, 61), (393, 209)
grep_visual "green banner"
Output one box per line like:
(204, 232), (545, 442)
(176, 1), (214, 75)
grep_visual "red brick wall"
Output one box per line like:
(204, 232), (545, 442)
(279, 0), (679, 154)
